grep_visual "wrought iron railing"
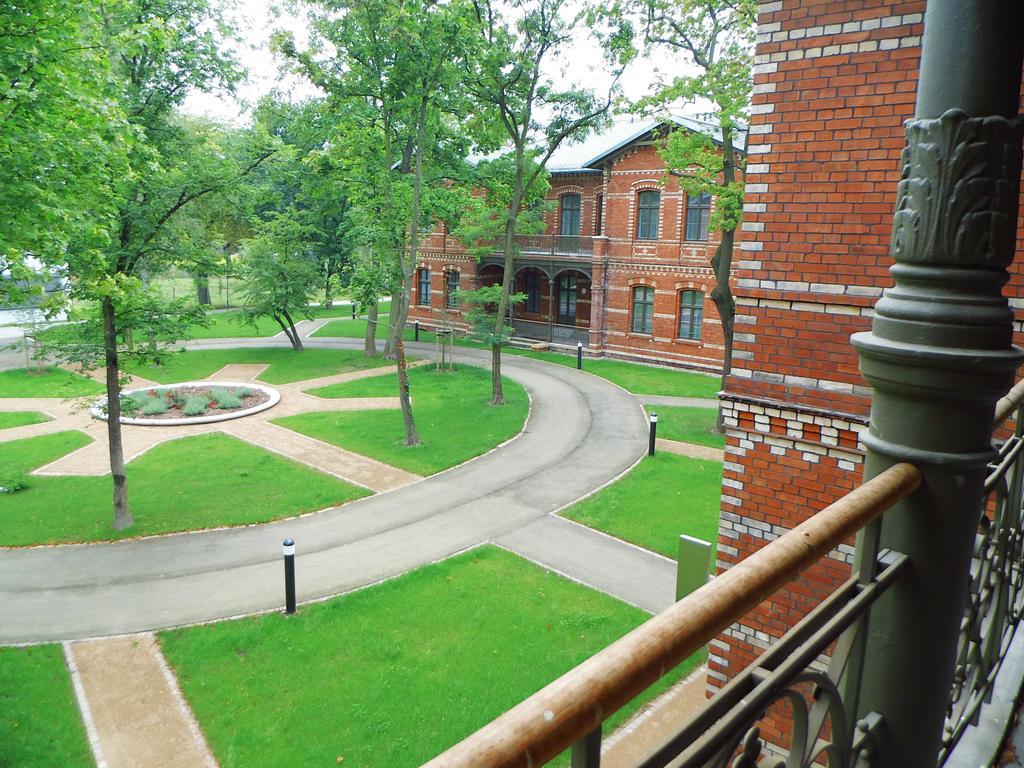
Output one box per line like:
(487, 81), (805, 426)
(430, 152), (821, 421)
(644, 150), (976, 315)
(512, 318), (589, 347)
(513, 234), (594, 257)
(939, 379), (1024, 765)
(422, 463), (922, 768)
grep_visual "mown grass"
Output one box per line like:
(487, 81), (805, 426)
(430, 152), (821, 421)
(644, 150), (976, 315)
(509, 350), (720, 398)
(0, 411), (52, 430)
(0, 644), (93, 768)
(0, 431), (369, 546)
(275, 364), (528, 475)
(313, 315), (427, 341)
(160, 546), (698, 768)
(124, 348), (394, 385)
(0, 367), (103, 398)
(649, 406), (725, 449)
(563, 453), (722, 560)
(189, 303), (392, 340)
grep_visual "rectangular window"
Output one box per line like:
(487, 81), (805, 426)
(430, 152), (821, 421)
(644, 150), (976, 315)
(523, 271), (540, 313)
(636, 190), (660, 240)
(557, 275), (577, 325)
(446, 271), (460, 309)
(631, 286), (654, 334)
(678, 290), (704, 340)
(418, 268), (431, 306)
(595, 193), (603, 235)
(560, 194), (581, 236)
(685, 193), (712, 241)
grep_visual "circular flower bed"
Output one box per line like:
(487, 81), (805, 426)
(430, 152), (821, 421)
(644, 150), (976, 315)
(91, 381), (280, 426)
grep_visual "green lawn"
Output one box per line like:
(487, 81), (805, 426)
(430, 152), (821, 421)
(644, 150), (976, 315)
(189, 303), (392, 340)
(649, 406), (724, 449)
(275, 364), (528, 475)
(563, 453), (722, 560)
(0, 644), (92, 768)
(0, 431), (369, 546)
(0, 411), (52, 430)
(509, 350), (720, 398)
(160, 546), (698, 768)
(124, 348), (394, 385)
(313, 315), (429, 341)
(0, 367), (103, 398)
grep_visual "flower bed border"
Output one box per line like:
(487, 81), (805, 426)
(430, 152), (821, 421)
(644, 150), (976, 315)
(91, 381), (281, 426)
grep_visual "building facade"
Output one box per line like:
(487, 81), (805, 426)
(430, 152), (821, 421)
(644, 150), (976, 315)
(710, 0), (1024, 748)
(408, 116), (742, 372)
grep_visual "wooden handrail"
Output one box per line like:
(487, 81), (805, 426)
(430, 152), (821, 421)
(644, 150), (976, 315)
(993, 379), (1024, 428)
(423, 462), (922, 768)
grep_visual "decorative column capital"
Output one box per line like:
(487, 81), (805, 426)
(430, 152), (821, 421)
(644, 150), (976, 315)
(892, 109), (1024, 268)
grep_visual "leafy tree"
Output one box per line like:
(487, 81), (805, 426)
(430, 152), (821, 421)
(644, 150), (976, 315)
(0, 0), (127, 305)
(240, 214), (321, 350)
(458, 283), (526, 349)
(628, 0), (755, 422)
(284, 0), (475, 446)
(463, 0), (631, 404)
(47, 0), (275, 531)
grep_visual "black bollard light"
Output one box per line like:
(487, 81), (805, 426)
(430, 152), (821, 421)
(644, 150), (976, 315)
(576, 340), (583, 370)
(414, 320), (420, 341)
(648, 413), (658, 456)
(351, 303), (356, 320)
(282, 538), (296, 615)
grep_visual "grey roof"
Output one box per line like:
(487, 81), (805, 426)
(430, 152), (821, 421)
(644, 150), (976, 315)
(545, 112), (747, 174)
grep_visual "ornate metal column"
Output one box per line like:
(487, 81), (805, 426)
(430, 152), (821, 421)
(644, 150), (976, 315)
(850, 2), (1024, 766)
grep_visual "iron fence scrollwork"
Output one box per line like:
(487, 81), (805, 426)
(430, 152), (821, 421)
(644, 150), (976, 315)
(939, 402), (1024, 765)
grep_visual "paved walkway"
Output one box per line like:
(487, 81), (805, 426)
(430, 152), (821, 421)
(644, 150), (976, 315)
(65, 633), (217, 768)
(0, 339), (655, 644)
(657, 438), (725, 462)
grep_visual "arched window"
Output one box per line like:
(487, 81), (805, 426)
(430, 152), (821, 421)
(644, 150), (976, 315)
(685, 193), (712, 241)
(445, 270), (460, 309)
(560, 194), (581, 236)
(678, 290), (704, 340)
(631, 286), (655, 334)
(636, 190), (660, 240)
(418, 268), (431, 306)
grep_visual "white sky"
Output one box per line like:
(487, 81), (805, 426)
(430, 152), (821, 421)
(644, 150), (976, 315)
(183, 0), (706, 128)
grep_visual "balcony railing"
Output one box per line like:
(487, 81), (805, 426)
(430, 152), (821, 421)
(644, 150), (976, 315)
(423, 462), (922, 768)
(511, 318), (589, 347)
(423, 380), (1024, 768)
(513, 234), (594, 257)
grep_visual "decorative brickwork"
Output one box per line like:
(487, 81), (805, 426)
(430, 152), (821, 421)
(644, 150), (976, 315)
(713, 0), (1024, 731)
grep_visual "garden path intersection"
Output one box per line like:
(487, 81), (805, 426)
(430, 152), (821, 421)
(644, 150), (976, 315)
(0, 339), (677, 645)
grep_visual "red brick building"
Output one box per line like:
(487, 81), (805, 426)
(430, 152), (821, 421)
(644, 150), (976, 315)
(709, 0), (1024, 743)
(408, 115), (743, 371)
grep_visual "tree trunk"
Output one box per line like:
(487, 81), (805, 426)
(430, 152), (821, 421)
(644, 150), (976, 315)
(383, 285), (402, 359)
(281, 309), (304, 351)
(365, 301), (378, 356)
(102, 298), (134, 531)
(396, 337), (419, 446)
(490, 342), (504, 405)
(196, 273), (211, 306)
(712, 129), (739, 433)
(324, 270), (334, 309)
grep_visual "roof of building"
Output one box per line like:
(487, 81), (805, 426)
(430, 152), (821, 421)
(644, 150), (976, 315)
(544, 112), (747, 174)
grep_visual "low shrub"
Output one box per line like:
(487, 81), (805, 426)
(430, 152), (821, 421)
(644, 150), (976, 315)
(209, 387), (242, 409)
(183, 396), (210, 417)
(235, 387), (254, 399)
(140, 394), (169, 415)
(120, 396), (140, 415)
(0, 471), (30, 493)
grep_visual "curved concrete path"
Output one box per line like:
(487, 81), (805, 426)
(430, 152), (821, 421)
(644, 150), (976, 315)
(0, 339), (652, 644)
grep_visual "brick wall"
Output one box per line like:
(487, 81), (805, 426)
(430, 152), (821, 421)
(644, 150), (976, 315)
(713, 0), (1024, 734)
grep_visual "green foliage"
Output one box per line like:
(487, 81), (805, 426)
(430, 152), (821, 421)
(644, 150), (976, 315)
(235, 387), (254, 399)
(458, 284), (526, 346)
(140, 394), (170, 415)
(0, 645), (93, 768)
(0, 432), (370, 546)
(160, 546), (695, 767)
(209, 388), (242, 409)
(0, 471), (30, 494)
(182, 396), (210, 416)
(120, 395), (141, 415)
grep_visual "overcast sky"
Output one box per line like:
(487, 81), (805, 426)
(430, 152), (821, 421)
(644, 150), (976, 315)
(182, 0), (704, 129)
